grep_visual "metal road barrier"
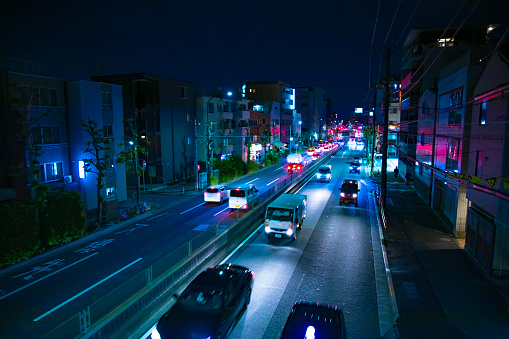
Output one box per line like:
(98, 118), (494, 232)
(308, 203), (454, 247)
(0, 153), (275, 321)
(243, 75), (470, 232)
(38, 148), (339, 339)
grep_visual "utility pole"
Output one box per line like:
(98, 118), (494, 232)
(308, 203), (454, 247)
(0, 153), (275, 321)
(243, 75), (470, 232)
(195, 118), (199, 191)
(371, 85), (378, 175)
(381, 48), (390, 209)
(429, 77), (438, 206)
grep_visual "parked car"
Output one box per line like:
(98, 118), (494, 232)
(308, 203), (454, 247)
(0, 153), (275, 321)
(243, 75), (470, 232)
(152, 264), (254, 339)
(280, 301), (346, 339)
(204, 185), (230, 204)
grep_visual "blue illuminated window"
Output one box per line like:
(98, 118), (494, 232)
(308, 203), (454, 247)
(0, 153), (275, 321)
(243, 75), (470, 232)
(479, 100), (487, 125)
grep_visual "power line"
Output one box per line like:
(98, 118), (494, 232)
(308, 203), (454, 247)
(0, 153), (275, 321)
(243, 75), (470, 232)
(394, 0), (422, 47)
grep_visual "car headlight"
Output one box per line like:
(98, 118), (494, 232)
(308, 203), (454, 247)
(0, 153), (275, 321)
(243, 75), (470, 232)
(353, 194), (358, 198)
(316, 173), (320, 178)
(326, 174), (331, 178)
(286, 228), (293, 236)
(349, 166), (353, 169)
(340, 192), (345, 197)
(265, 226), (271, 233)
(151, 327), (161, 339)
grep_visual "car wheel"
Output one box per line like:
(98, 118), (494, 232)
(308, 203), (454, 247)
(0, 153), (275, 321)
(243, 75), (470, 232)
(220, 197), (223, 204)
(355, 202), (358, 207)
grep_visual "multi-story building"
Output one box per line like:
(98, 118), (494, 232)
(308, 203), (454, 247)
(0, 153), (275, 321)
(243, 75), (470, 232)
(196, 93), (250, 167)
(66, 80), (127, 214)
(466, 48), (509, 276)
(0, 58), (70, 203)
(92, 73), (196, 185)
(244, 80), (296, 146)
(400, 26), (495, 180)
(295, 87), (328, 144)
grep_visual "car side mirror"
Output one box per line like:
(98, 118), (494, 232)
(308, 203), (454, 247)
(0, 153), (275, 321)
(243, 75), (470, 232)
(358, 189), (360, 192)
(172, 293), (179, 299)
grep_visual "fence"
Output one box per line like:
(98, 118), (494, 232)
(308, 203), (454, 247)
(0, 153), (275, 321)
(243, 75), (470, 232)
(37, 149), (337, 339)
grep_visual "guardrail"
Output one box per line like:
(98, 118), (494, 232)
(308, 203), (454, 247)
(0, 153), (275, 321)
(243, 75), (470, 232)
(38, 148), (338, 339)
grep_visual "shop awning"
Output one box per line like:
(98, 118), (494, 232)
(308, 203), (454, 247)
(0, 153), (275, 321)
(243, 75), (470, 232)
(274, 141), (285, 147)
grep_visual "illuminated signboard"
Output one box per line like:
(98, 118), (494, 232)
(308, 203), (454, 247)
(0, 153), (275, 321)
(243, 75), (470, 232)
(355, 108), (363, 114)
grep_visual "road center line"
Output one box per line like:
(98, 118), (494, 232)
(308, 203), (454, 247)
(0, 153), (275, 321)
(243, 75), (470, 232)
(266, 178), (279, 186)
(180, 202), (205, 214)
(244, 178), (259, 184)
(275, 166), (285, 171)
(214, 207), (230, 216)
(33, 257), (143, 322)
(0, 253), (99, 301)
(147, 212), (168, 220)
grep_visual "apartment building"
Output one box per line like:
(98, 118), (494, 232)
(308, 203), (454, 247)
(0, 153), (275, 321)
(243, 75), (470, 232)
(466, 48), (509, 276)
(295, 87), (328, 143)
(66, 80), (127, 213)
(0, 58), (70, 203)
(92, 73), (196, 185)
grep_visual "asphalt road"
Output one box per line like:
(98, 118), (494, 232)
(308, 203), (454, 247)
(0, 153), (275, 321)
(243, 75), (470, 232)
(0, 146), (350, 338)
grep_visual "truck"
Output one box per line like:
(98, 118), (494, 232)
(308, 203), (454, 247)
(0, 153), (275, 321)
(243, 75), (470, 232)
(264, 194), (307, 241)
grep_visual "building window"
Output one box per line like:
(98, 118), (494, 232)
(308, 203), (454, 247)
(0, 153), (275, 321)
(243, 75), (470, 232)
(181, 86), (188, 99)
(106, 186), (116, 197)
(479, 100), (487, 125)
(102, 91), (112, 106)
(37, 161), (64, 182)
(49, 89), (58, 106)
(40, 88), (50, 106)
(420, 133), (426, 146)
(33, 126), (61, 145)
(448, 110), (461, 126)
(446, 138), (459, 171)
(103, 124), (113, 138)
(105, 156), (116, 172)
(208, 102), (214, 113)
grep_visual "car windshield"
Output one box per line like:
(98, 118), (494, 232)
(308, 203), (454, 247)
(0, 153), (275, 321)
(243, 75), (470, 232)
(351, 162), (361, 166)
(266, 207), (294, 221)
(180, 286), (223, 310)
(206, 188), (219, 193)
(318, 168), (331, 174)
(230, 189), (246, 198)
(342, 184), (358, 193)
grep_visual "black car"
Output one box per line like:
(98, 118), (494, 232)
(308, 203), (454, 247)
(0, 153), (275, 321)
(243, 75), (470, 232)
(349, 160), (361, 173)
(280, 301), (347, 339)
(152, 264), (254, 339)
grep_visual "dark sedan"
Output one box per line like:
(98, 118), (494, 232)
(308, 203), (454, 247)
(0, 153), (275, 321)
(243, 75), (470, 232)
(280, 301), (346, 339)
(152, 264), (254, 339)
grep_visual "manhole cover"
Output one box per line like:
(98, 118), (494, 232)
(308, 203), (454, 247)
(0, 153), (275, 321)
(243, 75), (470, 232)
(440, 237), (452, 242)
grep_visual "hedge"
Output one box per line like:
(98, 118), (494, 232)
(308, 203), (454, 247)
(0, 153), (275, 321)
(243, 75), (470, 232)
(40, 191), (87, 246)
(0, 203), (40, 268)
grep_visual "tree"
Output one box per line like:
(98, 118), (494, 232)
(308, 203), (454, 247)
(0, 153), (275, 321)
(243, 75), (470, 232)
(116, 118), (149, 213)
(81, 118), (112, 226)
(244, 126), (253, 162)
(260, 124), (272, 162)
(9, 82), (51, 226)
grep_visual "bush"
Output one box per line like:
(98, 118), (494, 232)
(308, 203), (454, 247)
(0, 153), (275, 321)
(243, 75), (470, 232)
(246, 160), (259, 174)
(0, 203), (40, 268)
(40, 191), (87, 245)
(210, 175), (219, 185)
(266, 152), (281, 166)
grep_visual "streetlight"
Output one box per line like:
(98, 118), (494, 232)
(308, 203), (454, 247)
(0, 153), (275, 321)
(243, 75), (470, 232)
(129, 140), (141, 214)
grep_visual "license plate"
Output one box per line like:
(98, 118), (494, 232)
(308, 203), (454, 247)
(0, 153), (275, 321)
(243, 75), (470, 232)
(275, 234), (282, 238)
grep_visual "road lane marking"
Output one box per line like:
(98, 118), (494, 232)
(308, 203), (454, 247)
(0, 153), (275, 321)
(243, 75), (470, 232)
(266, 178), (279, 186)
(244, 178), (259, 184)
(115, 224), (149, 235)
(180, 202), (205, 214)
(0, 253), (99, 301)
(147, 212), (168, 220)
(75, 239), (115, 254)
(13, 259), (65, 279)
(275, 166), (285, 171)
(214, 207), (230, 216)
(33, 257), (143, 322)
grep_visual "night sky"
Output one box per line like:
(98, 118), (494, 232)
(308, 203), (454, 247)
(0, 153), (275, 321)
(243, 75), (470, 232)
(2, 0), (508, 120)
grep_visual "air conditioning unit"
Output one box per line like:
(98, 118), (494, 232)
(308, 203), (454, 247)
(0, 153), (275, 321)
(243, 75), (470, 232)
(64, 175), (72, 184)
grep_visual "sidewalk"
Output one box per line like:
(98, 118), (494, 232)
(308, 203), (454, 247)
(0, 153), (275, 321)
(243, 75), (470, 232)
(377, 176), (509, 338)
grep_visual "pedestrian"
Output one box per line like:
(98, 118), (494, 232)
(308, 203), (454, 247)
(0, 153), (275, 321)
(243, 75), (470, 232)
(394, 167), (399, 179)
(405, 172), (411, 186)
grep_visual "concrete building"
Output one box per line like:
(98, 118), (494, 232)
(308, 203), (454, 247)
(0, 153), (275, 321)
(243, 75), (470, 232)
(0, 58), (71, 203)
(466, 47), (509, 276)
(244, 80), (296, 146)
(92, 73), (196, 186)
(400, 25), (495, 180)
(66, 80), (127, 214)
(295, 87), (328, 144)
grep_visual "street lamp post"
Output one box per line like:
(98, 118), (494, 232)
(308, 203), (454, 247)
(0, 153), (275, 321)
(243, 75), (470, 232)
(129, 140), (141, 214)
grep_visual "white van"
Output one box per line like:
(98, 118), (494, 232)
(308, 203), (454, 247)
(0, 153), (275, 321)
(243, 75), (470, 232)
(229, 184), (259, 210)
(287, 153), (304, 164)
(204, 185), (230, 204)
